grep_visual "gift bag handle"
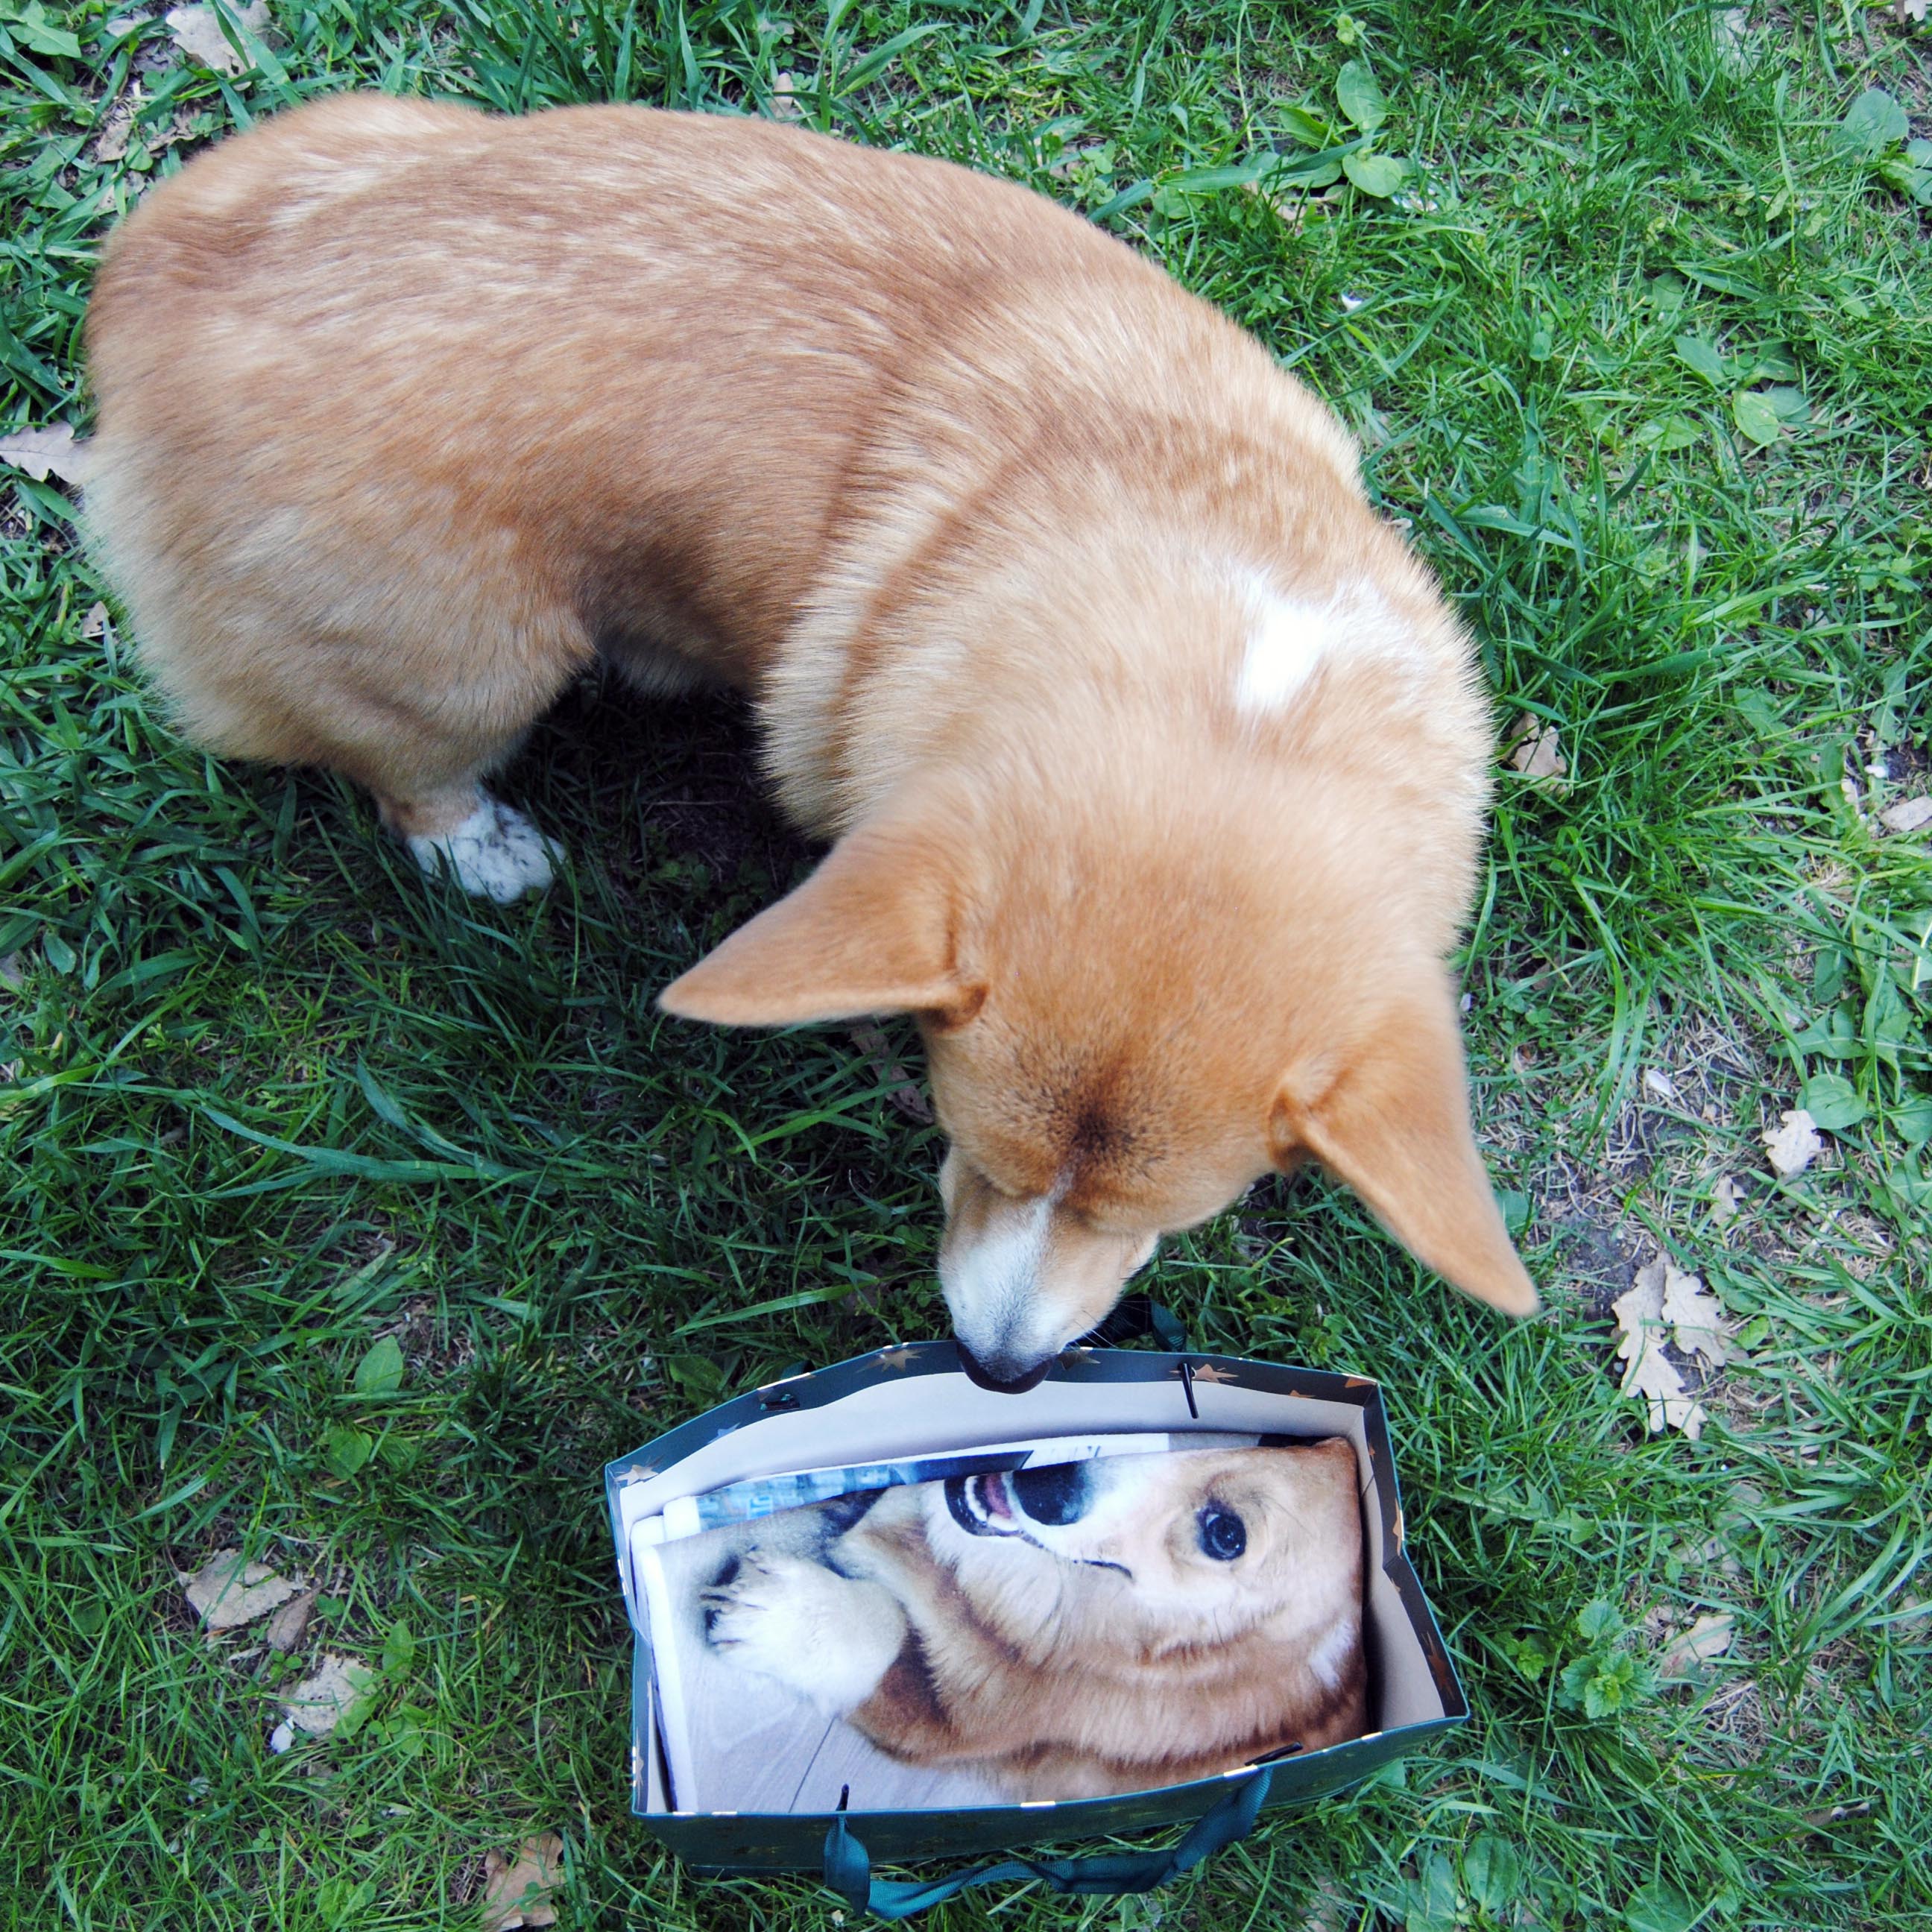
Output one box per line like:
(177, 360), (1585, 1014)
(821, 1767), (1272, 1920)
(1076, 1293), (1187, 1351)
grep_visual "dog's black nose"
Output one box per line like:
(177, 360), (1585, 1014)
(1009, 1460), (1090, 1526)
(954, 1340), (1055, 1393)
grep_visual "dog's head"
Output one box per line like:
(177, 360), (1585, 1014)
(917, 1440), (1362, 1666)
(659, 753), (1535, 1384)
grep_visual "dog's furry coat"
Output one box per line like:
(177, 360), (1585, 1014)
(704, 1442), (1367, 1798)
(84, 97), (1535, 1373)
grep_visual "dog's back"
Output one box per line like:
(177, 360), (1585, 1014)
(85, 95), (1360, 821)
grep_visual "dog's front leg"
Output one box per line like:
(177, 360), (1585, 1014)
(702, 1548), (908, 1715)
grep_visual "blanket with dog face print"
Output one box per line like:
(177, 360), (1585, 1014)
(636, 1438), (1366, 1809)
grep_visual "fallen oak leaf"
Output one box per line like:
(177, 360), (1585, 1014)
(1243, 180), (1313, 230)
(0, 423), (93, 488)
(1611, 1259), (1707, 1440)
(263, 1587), (316, 1654)
(1659, 1260), (1731, 1368)
(1879, 795), (1932, 835)
(163, 0), (269, 75)
(1713, 6), (1757, 71)
(93, 91), (139, 163)
(1802, 1798), (1875, 1831)
(1658, 1611), (1734, 1679)
(1503, 713), (1569, 788)
(847, 1020), (932, 1123)
(267, 1652), (377, 1752)
(180, 1549), (302, 1630)
(1710, 1173), (1744, 1226)
(481, 1833), (566, 1932)
(768, 70), (806, 120)
(1763, 1108), (1821, 1178)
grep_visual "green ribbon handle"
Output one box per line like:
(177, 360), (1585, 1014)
(822, 1767), (1272, 1920)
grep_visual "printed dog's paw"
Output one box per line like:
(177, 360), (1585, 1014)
(407, 796), (561, 903)
(701, 1548), (818, 1670)
(701, 1548), (902, 1711)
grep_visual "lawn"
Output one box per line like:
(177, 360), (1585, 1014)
(2, 1), (1929, 1928)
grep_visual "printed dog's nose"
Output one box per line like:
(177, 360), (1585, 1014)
(954, 1339), (1056, 1394)
(1008, 1460), (1089, 1526)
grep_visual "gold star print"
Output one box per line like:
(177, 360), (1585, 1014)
(616, 1465), (659, 1487)
(1169, 1363), (1237, 1384)
(877, 1345), (916, 1370)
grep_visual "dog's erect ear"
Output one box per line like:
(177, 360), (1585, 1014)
(1275, 970), (1538, 1316)
(658, 817), (978, 1028)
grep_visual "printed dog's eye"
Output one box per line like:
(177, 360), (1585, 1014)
(1197, 1506), (1246, 1562)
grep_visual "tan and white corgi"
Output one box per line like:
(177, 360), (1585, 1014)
(83, 95), (1535, 1383)
(703, 1441), (1367, 1798)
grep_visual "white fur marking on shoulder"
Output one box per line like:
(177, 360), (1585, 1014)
(1306, 1614), (1358, 1691)
(407, 798), (560, 903)
(1231, 573), (1403, 717)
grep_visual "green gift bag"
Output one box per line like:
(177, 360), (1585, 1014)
(606, 1342), (1467, 1911)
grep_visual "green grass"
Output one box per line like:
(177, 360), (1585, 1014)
(4, 1), (1930, 1927)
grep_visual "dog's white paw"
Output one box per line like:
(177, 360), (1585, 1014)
(701, 1548), (903, 1713)
(406, 797), (561, 903)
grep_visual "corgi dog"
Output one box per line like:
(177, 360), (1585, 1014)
(702, 1440), (1366, 1798)
(83, 95), (1536, 1385)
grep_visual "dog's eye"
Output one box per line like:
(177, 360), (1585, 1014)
(1197, 1506), (1246, 1562)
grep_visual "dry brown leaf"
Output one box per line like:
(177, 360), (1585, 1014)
(1763, 1108), (1821, 1178)
(1504, 713), (1568, 786)
(145, 108), (205, 153)
(1803, 1799), (1874, 1831)
(1643, 1067), (1677, 1101)
(481, 1833), (565, 1932)
(79, 602), (110, 639)
(164, 0), (269, 75)
(1660, 1260), (1731, 1368)
(1612, 1260), (1707, 1439)
(1879, 795), (1932, 835)
(1659, 1610), (1735, 1678)
(267, 1652), (376, 1752)
(769, 71), (805, 121)
(1243, 180), (1310, 230)
(1714, 7), (1756, 69)
(1710, 1173), (1744, 1227)
(1295, 1872), (1354, 1932)
(93, 91), (139, 163)
(0, 423), (92, 487)
(180, 1550), (302, 1630)
(263, 1587), (316, 1653)
(847, 1021), (932, 1123)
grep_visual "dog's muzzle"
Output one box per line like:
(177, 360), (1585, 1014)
(953, 1338), (1056, 1394)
